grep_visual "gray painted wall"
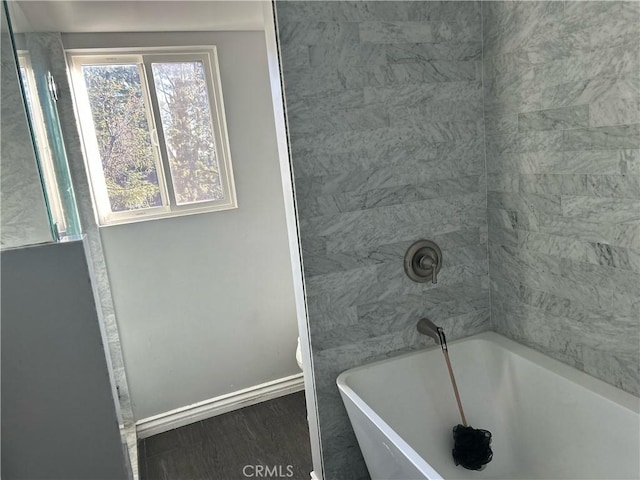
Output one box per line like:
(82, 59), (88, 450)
(1, 241), (127, 479)
(275, 2), (490, 477)
(1, 18), (52, 249)
(62, 31), (300, 420)
(483, 1), (640, 396)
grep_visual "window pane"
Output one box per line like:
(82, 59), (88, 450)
(151, 61), (223, 205)
(82, 64), (162, 212)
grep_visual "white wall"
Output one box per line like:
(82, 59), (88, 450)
(63, 31), (300, 420)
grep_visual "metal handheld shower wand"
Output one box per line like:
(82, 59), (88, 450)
(417, 318), (493, 471)
(417, 318), (467, 426)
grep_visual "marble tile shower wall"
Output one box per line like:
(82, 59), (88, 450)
(483, 1), (640, 396)
(1, 30), (52, 249)
(275, 2), (489, 477)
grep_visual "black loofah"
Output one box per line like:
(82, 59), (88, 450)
(452, 424), (493, 470)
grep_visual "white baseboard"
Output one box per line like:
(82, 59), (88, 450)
(136, 373), (304, 439)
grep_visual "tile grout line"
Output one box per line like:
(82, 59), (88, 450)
(479, 0), (493, 334)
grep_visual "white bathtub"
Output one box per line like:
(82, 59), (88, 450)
(337, 332), (640, 480)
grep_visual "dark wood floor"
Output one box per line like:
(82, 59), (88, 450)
(138, 392), (312, 480)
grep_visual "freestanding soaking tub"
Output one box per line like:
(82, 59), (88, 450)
(337, 332), (640, 480)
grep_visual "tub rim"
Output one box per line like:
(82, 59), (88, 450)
(336, 332), (640, 479)
(337, 332), (639, 415)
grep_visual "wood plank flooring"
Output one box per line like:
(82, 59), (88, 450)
(138, 392), (312, 480)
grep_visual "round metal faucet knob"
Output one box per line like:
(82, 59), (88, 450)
(404, 240), (442, 283)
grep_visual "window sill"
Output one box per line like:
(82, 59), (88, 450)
(98, 202), (238, 228)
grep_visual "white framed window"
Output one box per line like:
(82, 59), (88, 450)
(68, 47), (237, 226)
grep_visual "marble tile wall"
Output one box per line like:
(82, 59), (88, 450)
(1, 27), (52, 249)
(483, 1), (640, 396)
(274, 2), (489, 477)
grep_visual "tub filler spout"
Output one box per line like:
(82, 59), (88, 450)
(417, 317), (447, 349)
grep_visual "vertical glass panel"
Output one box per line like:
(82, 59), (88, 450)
(152, 61), (223, 205)
(19, 31), (84, 240)
(82, 64), (161, 212)
(20, 62), (68, 236)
